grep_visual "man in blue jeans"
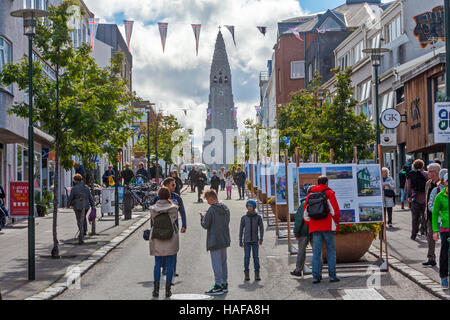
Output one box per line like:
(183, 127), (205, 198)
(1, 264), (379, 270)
(303, 176), (341, 283)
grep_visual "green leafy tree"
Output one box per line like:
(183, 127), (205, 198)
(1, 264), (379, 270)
(0, 0), (82, 257)
(316, 68), (376, 163)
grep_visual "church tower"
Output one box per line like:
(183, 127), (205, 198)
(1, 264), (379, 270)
(203, 31), (237, 171)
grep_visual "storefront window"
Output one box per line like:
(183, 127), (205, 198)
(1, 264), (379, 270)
(16, 145), (23, 181)
(434, 74), (446, 103)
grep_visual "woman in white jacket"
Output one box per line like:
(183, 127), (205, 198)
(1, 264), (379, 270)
(382, 167), (396, 227)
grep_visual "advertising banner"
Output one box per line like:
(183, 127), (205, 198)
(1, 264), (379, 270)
(256, 163), (262, 190)
(434, 102), (450, 143)
(261, 163), (267, 194)
(9, 182), (29, 217)
(297, 164), (383, 224)
(252, 162), (257, 188)
(275, 164), (287, 205)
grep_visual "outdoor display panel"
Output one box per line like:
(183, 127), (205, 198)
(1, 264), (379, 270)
(275, 163), (287, 205)
(257, 163), (262, 190)
(252, 162), (257, 188)
(297, 163), (384, 224)
(261, 163), (267, 194)
(288, 163), (299, 213)
(9, 181), (29, 217)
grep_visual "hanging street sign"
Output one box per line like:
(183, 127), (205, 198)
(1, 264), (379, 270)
(380, 108), (401, 129)
(434, 102), (450, 143)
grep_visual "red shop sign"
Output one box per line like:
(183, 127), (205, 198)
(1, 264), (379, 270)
(10, 181), (29, 217)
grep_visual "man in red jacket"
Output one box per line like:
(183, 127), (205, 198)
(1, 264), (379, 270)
(303, 176), (340, 284)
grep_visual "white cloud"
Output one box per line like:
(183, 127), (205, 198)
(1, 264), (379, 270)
(84, 0), (306, 148)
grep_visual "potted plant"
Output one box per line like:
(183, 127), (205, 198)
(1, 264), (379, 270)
(322, 223), (382, 263)
(267, 197), (294, 222)
(35, 190), (53, 217)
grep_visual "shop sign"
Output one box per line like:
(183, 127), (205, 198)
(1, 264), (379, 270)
(380, 133), (396, 147)
(380, 108), (401, 129)
(434, 102), (450, 143)
(9, 182), (29, 217)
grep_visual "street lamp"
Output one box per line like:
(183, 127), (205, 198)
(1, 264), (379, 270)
(10, 7), (49, 281)
(362, 47), (391, 164)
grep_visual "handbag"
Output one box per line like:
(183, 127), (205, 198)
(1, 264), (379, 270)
(384, 189), (395, 198)
(88, 207), (97, 223)
(143, 229), (150, 241)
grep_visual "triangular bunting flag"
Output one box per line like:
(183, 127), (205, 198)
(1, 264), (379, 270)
(158, 22), (168, 53)
(124, 20), (134, 51)
(289, 27), (304, 42)
(192, 24), (201, 56)
(225, 25), (236, 46)
(230, 107), (237, 122)
(207, 108), (212, 121)
(257, 26), (267, 36)
(316, 27), (327, 34)
(88, 17), (100, 52)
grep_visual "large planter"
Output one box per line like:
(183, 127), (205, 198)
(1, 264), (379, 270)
(322, 231), (374, 263)
(257, 190), (268, 204)
(269, 203), (294, 222)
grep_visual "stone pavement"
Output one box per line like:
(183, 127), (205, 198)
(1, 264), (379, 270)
(370, 204), (450, 299)
(0, 205), (148, 300)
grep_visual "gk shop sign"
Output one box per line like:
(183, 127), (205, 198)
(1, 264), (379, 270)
(380, 108), (401, 129)
(434, 103), (450, 143)
(9, 181), (29, 216)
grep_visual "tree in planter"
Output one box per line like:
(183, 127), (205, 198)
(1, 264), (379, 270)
(315, 68), (376, 163)
(0, 0), (84, 258)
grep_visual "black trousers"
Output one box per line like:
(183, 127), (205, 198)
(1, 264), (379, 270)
(411, 201), (425, 237)
(439, 231), (449, 279)
(197, 186), (204, 201)
(384, 207), (393, 225)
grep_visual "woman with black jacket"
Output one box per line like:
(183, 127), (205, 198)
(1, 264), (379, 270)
(171, 171), (183, 195)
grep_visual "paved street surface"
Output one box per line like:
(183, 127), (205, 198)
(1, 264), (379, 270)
(57, 187), (437, 300)
(380, 206), (442, 284)
(0, 206), (147, 300)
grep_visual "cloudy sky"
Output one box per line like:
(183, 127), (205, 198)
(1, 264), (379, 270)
(83, 0), (389, 149)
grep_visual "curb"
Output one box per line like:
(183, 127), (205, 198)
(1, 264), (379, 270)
(368, 246), (450, 300)
(25, 214), (151, 300)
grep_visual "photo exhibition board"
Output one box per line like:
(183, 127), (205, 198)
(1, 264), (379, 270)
(297, 163), (384, 224)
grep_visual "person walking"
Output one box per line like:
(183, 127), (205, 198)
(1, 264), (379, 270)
(152, 177), (187, 278)
(422, 163), (441, 266)
(303, 176), (340, 284)
(148, 163), (156, 181)
(102, 165), (116, 187)
(121, 162), (135, 186)
(188, 167), (197, 192)
(408, 159), (428, 240)
(399, 165), (409, 210)
(291, 186), (315, 277)
(196, 168), (207, 203)
(225, 171), (233, 200)
(170, 171), (183, 195)
(210, 170), (221, 195)
(431, 173), (450, 288)
(68, 174), (95, 244)
(137, 162), (149, 183)
(200, 189), (231, 295)
(382, 167), (396, 227)
(239, 200), (264, 281)
(74, 162), (86, 182)
(219, 167), (226, 191)
(149, 187), (179, 298)
(233, 166), (246, 200)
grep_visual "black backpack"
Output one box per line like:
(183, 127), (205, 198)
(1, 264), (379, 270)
(151, 212), (174, 240)
(307, 191), (329, 220)
(409, 170), (426, 192)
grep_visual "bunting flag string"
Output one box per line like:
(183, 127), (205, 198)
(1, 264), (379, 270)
(289, 27), (304, 42)
(183, 108), (188, 116)
(158, 22), (168, 53)
(224, 25), (236, 46)
(207, 108), (212, 121)
(192, 24), (202, 56)
(124, 20), (134, 51)
(316, 27), (327, 34)
(88, 17), (100, 52)
(257, 26), (267, 36)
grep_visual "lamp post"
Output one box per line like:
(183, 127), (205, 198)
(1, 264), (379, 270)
(10, 7), (49, 281)
(362, 47), (391, 164)
(444, 0), (450, 274)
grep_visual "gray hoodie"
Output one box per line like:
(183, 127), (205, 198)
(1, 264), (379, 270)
(201, 202), (231, 251)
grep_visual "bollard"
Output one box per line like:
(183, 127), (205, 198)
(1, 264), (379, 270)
(123, 187), (133, 220)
